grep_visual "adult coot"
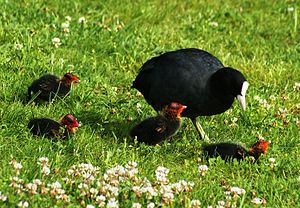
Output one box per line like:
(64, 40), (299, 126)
(132, 48), (249, 139)
(130, 102), (186, 145)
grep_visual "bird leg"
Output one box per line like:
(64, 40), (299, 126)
(191, 117), (209, 141)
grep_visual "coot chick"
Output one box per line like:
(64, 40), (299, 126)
(132, 48), (249, 140)
(202, 140), (271, 162)
(28, 114), (80, 139)
(28, 72), (79, 102)
(130, 102), (187, 145)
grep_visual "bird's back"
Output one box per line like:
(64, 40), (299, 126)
(132, 48), (224, 115)
(29, 74), (71, 101)
(28, 118), (61, 137)
(202, 142), (249, 161)
(130, 116), (181, 145)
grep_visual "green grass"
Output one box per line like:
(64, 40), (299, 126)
(0, 0), (299, 207)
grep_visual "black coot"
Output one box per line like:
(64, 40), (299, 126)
(132, 48), (248, 139)
(130, 102), (186, 145)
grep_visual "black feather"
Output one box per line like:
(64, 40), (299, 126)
(132, 48), (247, 118)
(28, 118), (70, 139)
(130, 116), (181, 145)
(28, 74), (70, 102)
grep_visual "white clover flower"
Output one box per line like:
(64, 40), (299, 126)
(136, 103), (142, 111)
(229, 117), (239, 127)
(230, 186), (246, 195)
(108, 185), (119, 197)
(107, 198), (119, 208)
(49, 181), (62, 189)
(14, 43), (23, 50)
(217, 200), (225, 206)
(11, 176), (21, 182)
(57, 193), (70, 202)
(293, 82), (300, 91)
(198, 164), (208, 176)
(132, 203), (142, 208)
(61, 22), (70, 33)
(42, 166), (50, 175)
(9, 160), (23, 170)
(15, 163), (23, 170)
(209, 21), (219, 27)
(52, 37), (61, 47)
(251, 197), (263, 204)
(224, 190), (231, 195)
(171, 179), (194, 193)
(61, 22), (69, 28)
(269, 158), (276, 163)
(0, 191), (7, 202)
(125, 161), (138, 169)
(67, 168), (74, 175)
(86, 205), (95, 208)
(268, 157), (277, 169)
(25, 183), (38, 192)
(190, 199), (201, 208)
(78, 16), (86, 24)
(78, 183), (88, 189)
(288, 7), (294, 12)
(32, 179), (42, 186)
(89, 187), (98, 195)
(127, 169), (138, 178)
(17, 201), (29, 208)
(65, 16), (72, 22)
(82, 172), (95, 181)
(155, 166), (169, 183)
(143, 186), (157, 198)
(147, 202), (155, 208)
(38, 157), (49, 165)
(95, 195), (106, 203)
(162, 191), (174, 202)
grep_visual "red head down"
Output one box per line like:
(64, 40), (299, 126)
(61, 73), (80, 87)
(162, 102), (187, 119)
(60, 114), (80, 133)
(249, 139), (271, 155)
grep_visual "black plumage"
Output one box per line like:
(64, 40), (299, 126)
(28, 114), (80, 139)
(130, 102), (186, 145)
(202, 140), (271, 162)
(28, 118), (65, 138)
(132, 48), (248, 139)
(28, 73), (79, 102)
(203, 142), (249, 162)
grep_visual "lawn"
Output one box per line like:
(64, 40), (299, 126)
(0, 0), (299, 207)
